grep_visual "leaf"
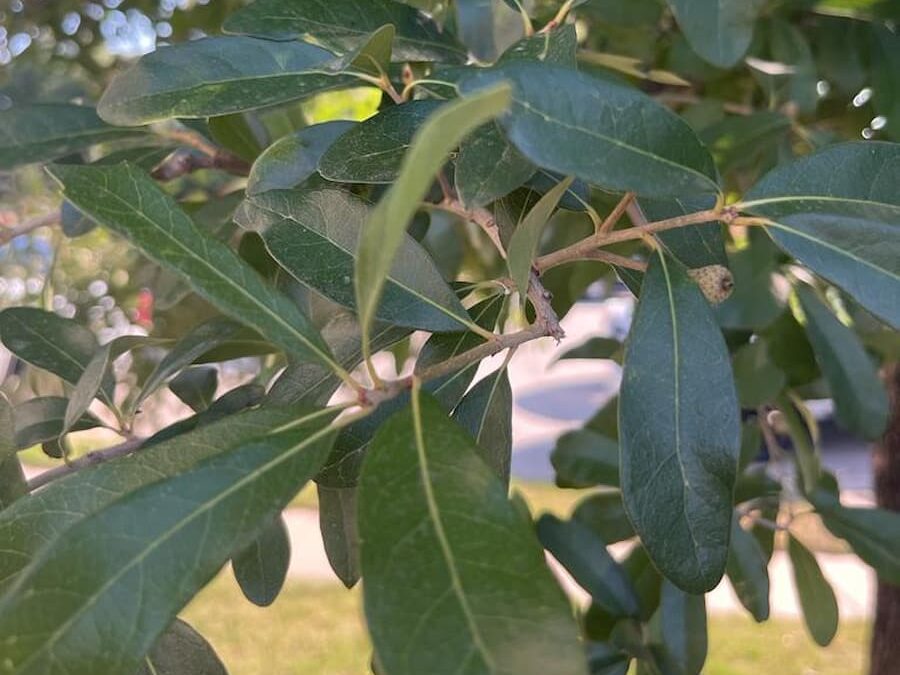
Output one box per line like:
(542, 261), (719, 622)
(459, 63), (719, 198)
(97, 36), (356, 126)
(651, 582), (708, 675)
(455, 123), (535, 208)
(0, 408), (338, 674)
(0, 395), (27, 511)
(232, 515), (291, 607)
(208, 113), (266, 163)
(498, 24), (578, 66)
(557, 337), (624, 364)
(223, 0), (467, 63)
(0, 104), (141, 170)
(787, 535), (839, 646)
(775, 392), (821, 495)
(318, 485), (361, 588)
(247, 121), (354, 196)
(455, 0), (525, 62)
(355, 85), (511, 348)
(12, 397), (101, 449)
(170, 367), (219, 413)
(359, 391), (587, 675)
(731, 340), (786, 408)
(344, 24), (395, 78)
(762, 310), (819, 386)
(796, 286), (889, 440)
(236, 187), (470, 332)
(527, 169), (592, 211)
(538, 514), (641, 618)
(452, 367), (514, 486)
(573, 491), (635, 544)
(318, 100), (443, 184)
(551, 430), (620, 489)
(713, 233), (783, 330)
(619, 252), (741, 593)
(725, 514), (770, 622)
(138, 619), (228, 675)
(47, 163), (338, 372)
(640, 196), (727, 269)
(508, 176), (574, 304)
(742, 141), (900, 328)
(666, 0), (763, 68)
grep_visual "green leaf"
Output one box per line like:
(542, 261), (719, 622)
(713, 233), (783, 331)
(762, 310), (819, 386)
(208, 113), (266, 163)
(558, 337), (623, 364)
(247, 121), (354, 196)
(743, 142), (900, 328)
(796, 286), (889, 440)
(223, 0), (467, 63)
(640, 196), (727, 269)
(13, 397), (101, 449)
(138, 619), (228, 675)
(551, 429), (620, 489)
(170, 367), (219, 413)
(725, 514), (770, 622)
(318, 100), (443, 184)
(232, 515), (291, 607)
(538, 514), (641, 618)
(0, 395), (27, 511)
(787, 535), (839, 646)
(652, 582), (708, 675)
(318, 485), (361, 588)
(871, 25), (900, 141)
(455, 0), (525, 62)
(731, 340), (786, 408)
(355, 85), (511, 348)
(359, 391), (587, 675)
(508, 176), (574, 304)
(236, 187), (470, 332)
(498, 24), (578, 66)
(0, 408), (337, 674)
(573, 491), (635, 544)
(619, 252), (741, 593)
(775, 392), (821, 495)
(47, 163), (339, 373)
(666, 0), (763, 68)
(455, 123), (535, 208)
(97, 37), (356, 126)
(527, 169), (592, 211)
(459, 63), (719, 198)
(0, 104), (141, 170)
(452, 367), (513, 486)
(344, 24), (395, 78)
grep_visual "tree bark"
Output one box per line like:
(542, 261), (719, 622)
(870, 363), (900, 675)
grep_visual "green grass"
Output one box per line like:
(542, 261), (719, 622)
(185, 575), (869, 675)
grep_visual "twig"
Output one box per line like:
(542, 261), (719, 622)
(27, 436), (145, 491)
(0, 211), (60, 246)
(598, 192), (635, 235)
(539, 0), (576, 33)
(432, 198), (507, 258)
(151, 150), (251, 180)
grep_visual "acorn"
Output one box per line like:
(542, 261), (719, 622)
(688, 264), (734, 304)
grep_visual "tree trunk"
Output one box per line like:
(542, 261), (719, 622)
(870, 363), (900, 675)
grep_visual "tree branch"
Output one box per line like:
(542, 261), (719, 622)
(151, 150), (251, 181)
(0, 211), (60, 246)
(27, 436), (145, 491)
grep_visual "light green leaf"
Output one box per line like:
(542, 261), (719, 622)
(138, 619), (228, 675)
(743, 141), (900, 328)
(236, 187), (470, 332)
(725, 514), (770, 622)
(359, 390), (587, 675)
(318, 100), (443, 184)
(796, 286), (889, 440)
(508, 176), (574, 304)
(232, 515), (291, 607)
(12, 397), (101, 450)
(247, 121), (354, 196)
(355, 85), (511, 349)
(452, 367), (513, 486)
(344, 24), (394, 78)
(788, 535), (839, 646)
(224, 0), (467, 63)
(47, 163), (339, 373)
(619, 252), (740, 593)
(318, 485), (361, 588)
(0, 104), (141, 170)
(459, 63), (719, 198)
(551, 429), (620, 489)
(666, 0), (763, 68)
(0, 408), (337, 674)
(98, 36), (356, 126)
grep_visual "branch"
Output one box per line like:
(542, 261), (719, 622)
(431, 198), (507, 258)
(27, 436), (145, 491)
(0, 211), (60, 246)
(151, 149), (250, 180)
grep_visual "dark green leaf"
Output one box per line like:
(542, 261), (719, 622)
(455, 0), (525, 62)
(775, 391), (821, 495)
(318, 485), (361, 588)
(788, 534), (839, 646)
(768, 19), (818, 115)
(558, 337), (624, 364)
(573, 491), (635, 544)
(232, 515), (291, 607)
(13, 397), (101, 449)
(640, 196), (727, 269)
(620, 252), (741, 593)
(652, 582), (708, 675)
(621, 545), (663, 621)
(47, 163), (338, 371)
(208, 113), (266, 163)
(587, 643), (630, 675)
(452, 367), (513, 485)
(762, 310), (819, 386)
(871, 25), (900, 141)
(224, 0), (467, 63)
(455, 123), (535, 208)
(0, 407), (337, 674)
(527, 169), (592, 212)
(731, 339), (786, 408)
(359, 392), (586, 675)
(343, 24), (395, 78)
(725, 514), (770, 622)
(0, 395), (27, 511)
(318, 100), (443, 184)
(98, 37), (355, 125)
(0, 104), (141, 170)
(551, 429), (620, 488)
(247, 121), (354, 195)
(743, 142), (900, 328)
(666, 0), (763, 67)
(796, 286), (889, 440)
(236, 187), (470, 332)
(138, 619), (228, 675)
(714, 233), (783, 330)
(170, 367), (219, 413)
(498, 24), (578, 66)
(459, 63), (719, 198)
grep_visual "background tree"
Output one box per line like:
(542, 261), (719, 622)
(0, 1), (898, 674)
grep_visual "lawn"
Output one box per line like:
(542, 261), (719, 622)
(185, 574), (870, 675)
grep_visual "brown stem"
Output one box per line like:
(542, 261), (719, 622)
(0, 212), (60, 246)
(151, 150), (251, 181)
(599, 192), (635, 235)
(27, 436), (145, 491)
